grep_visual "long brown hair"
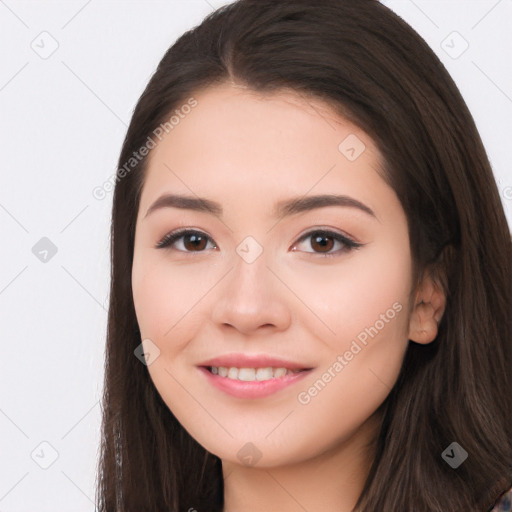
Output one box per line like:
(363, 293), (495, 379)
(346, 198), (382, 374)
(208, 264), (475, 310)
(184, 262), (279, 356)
(95, 1), (512, 510)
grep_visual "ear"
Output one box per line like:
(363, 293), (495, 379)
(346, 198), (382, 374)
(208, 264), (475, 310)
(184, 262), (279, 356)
(408, 272), (446, 344)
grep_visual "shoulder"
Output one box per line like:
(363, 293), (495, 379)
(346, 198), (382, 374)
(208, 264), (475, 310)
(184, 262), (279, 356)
(490, 486), (512, 512)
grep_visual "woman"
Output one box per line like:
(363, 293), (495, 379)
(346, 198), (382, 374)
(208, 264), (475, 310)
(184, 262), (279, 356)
(95, 1), (512, 510)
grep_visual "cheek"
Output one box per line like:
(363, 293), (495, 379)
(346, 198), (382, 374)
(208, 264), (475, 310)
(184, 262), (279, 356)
(131, 255), (212, 419)
(291, 242), (412, 416)
(132, 251), (210, 340)
(283, 240), (412, 350)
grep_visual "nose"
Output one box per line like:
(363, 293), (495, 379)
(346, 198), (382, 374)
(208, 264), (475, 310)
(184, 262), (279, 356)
(211, 249), (292, 335)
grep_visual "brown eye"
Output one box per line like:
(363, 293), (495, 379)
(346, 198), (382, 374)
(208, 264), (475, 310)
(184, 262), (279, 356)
(156, 230), (217, 252)
(292, 229), (362, 256)
(310, 233), (335, 252)
(183, 233), (208, 251)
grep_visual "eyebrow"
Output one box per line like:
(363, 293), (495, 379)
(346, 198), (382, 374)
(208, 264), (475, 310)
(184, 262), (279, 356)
(143, 193), (377, 221)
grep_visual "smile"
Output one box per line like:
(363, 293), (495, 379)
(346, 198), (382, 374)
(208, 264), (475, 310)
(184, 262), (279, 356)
(198, 365), (312, 399)
(209, 366), (303, 381)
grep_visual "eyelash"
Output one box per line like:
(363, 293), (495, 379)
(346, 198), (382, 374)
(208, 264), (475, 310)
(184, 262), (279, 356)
(155, 228), (363, 257)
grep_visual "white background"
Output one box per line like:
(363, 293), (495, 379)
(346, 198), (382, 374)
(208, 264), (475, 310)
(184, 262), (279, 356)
(0, 1), (511, 510)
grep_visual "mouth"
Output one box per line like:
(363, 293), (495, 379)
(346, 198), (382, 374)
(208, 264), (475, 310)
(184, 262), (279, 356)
(197, 355), (314, 398)
(203, 365), (307, 382)
(197, 352), (313, 399)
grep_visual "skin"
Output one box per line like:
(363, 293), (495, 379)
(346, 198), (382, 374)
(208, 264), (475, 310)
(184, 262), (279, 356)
(131, 82), (446, 511)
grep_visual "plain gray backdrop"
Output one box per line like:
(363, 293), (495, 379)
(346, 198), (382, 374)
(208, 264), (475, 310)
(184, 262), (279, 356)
(0, 1), (511, 510)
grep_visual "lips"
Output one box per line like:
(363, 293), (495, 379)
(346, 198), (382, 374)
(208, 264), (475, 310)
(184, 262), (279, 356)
(198, 353), (312, 371)
(198, 366), (311, 398)
(197, 353), (313, 398)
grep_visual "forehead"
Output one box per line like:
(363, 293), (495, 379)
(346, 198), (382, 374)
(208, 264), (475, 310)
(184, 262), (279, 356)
(139, 83), (391, 218)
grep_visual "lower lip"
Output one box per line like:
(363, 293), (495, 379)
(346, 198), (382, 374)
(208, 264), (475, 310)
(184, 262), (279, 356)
(198, 367), (311, 398)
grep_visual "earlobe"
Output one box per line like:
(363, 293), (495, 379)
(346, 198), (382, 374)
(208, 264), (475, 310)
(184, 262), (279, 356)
(408, 275), (447, 344)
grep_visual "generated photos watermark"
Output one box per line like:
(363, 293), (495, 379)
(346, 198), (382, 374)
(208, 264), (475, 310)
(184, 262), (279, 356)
(92, 97), (198, 200)
(297, 301), (403, 405)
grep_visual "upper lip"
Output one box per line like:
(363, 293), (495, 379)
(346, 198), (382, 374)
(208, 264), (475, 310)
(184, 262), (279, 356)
(199, 353), (313, 371)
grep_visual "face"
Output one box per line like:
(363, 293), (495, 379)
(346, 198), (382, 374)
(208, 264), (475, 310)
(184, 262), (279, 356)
(131, 83), (415, 468)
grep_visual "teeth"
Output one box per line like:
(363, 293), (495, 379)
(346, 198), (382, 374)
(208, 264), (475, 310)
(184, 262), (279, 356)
(238, 368), (256, 381)
(256, 367), (273, 381)
(273, 367), (287, 378)
(210, 366), (302, 381)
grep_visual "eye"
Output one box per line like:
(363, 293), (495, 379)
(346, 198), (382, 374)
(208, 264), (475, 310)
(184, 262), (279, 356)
(155, 229), (217, 252)
(291, 229), (362, 256)
(155, 228), (362, 256)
